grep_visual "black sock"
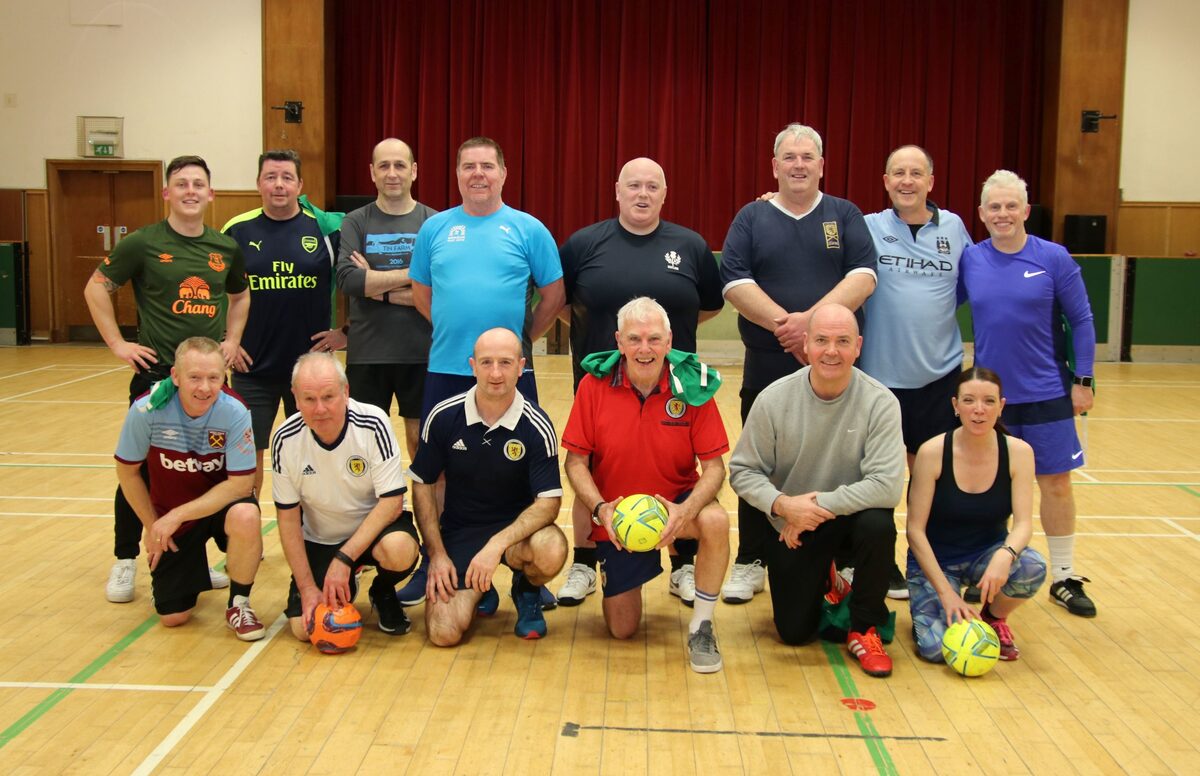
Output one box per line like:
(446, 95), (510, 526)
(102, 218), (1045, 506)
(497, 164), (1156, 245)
(373, 565), (410, 592)
(573, 546), (597, 569)
(669, 554), (686, 571)
(228, 580), (252, 606)
(514, 571), (538, 595)
(672, 538), (697, 569)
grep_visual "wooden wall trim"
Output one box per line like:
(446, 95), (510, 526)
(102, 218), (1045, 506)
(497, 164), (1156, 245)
(1117, 202), (1200, 257)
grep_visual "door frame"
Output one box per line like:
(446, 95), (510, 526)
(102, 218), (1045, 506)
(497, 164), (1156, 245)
(46, 159), (162, 341)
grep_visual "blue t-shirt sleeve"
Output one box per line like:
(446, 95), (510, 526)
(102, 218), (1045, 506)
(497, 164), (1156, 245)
(1054, 250), (1097, 375)
(226, 406), (257, 474)
(526, 417), (563, 497)
(409, 414), (448, 484)
(408, 219), (435, 286)
(526, 221), (564, 288)
(114, 402), (151, 463)
(841, 205), (878, 275)
(719, 205), (755, 286)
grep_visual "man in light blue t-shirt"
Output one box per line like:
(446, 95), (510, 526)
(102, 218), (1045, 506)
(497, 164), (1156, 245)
(859, 145), (973, 601)
(409, 137), (564, 419)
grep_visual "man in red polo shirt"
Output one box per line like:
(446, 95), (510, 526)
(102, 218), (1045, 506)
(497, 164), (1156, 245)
(561, 296), (730, 673)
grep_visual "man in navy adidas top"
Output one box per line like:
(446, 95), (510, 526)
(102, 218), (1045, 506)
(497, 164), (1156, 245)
(718, 122), (878, 604)
(223, 149), (344, 496)
(409, 328), (567, 645)
(272, 352), (420, 639)
(961, 169), (1098, 617)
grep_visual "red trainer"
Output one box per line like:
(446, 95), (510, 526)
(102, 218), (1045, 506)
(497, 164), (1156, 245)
(824, 561), (851, 605)
(847, 627), (892, 677)
(226, 596), (265, 641)
(983, 614), (1020, 661)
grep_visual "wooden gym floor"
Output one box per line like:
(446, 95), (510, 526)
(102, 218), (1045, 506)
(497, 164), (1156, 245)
(0, 344), (1198, 775)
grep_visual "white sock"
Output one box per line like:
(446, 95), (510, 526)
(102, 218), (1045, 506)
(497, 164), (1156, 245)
(1046, 535), (1076, 583)
(690, 589), (717, 633)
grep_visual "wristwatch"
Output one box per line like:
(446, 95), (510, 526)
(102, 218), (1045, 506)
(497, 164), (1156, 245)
(591, 500), (605, 526)
(1072, 375), (1094, 388)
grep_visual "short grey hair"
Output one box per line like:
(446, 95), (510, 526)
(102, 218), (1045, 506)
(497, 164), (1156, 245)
(617, 296), (671, 333)
(884, 145), (934, 175)
(980, 169), (1029, 208)
(291, 351), (348, 389)
(774, 123), (824, 157)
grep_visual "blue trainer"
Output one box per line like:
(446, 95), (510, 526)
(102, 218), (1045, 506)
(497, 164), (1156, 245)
(476, 586), (499, 617)
(511, 573), (547, 640)
(539, 585), (558, 611)
(394, 562), (427, 607)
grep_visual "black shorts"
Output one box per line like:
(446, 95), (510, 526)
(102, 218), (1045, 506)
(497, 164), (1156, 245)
(740, 348), (804, 402)
(440, 522), (518, 590)
(231, 371), (296, 451)
(597, 541), (663, 597)
(151, 496), (259, 615)
(890, 366), (961, 454)
(346, 363), (427, 419)
(284, 511), (420, 617)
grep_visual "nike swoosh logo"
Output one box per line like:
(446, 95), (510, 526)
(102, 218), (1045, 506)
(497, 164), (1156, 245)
(1024, 270), (1046, 278)
(1072, 450), (1084, 460)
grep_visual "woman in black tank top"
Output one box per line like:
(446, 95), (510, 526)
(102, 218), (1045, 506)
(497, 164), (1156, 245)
(904, 367), (1047, 663)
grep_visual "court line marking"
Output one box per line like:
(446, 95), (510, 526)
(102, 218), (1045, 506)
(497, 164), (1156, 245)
(0, 367), (126, 403)
(1161, 519), (1200, 542)
(820, 641), (900, 774)
(0, 520), (278, 752)
(131, 614), (287, 776)
(1075, 469), (1098, 482)
(0, 366), (55, 381)
(0, 682), (212, 693)
(0, 495), (109, 501)
(0, 400), (127, 406)
(559, 721), (944, 742)
(0, 452), (112, 458)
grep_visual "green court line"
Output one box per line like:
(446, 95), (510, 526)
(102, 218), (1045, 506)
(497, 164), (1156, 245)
(1177, 485), (1200, 499)
(0, 519), (277, 750)
(821, 641), (899, 775)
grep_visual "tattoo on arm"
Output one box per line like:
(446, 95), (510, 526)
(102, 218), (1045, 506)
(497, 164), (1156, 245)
(91, 270), (120, 294)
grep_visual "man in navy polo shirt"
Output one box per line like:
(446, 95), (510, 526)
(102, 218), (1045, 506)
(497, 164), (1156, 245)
(409, 328), (567, 645)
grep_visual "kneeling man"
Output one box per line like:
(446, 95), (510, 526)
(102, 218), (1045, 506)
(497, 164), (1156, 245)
(729, 304), (905, 677)
(562, 297), (730, 673)
(272, 352), (420, 641)
(411, 328), (567, 645)
(114, 336), (264, 639)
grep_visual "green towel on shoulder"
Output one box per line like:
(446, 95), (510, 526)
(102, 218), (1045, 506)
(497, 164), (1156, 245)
(578, 348), (721, 406)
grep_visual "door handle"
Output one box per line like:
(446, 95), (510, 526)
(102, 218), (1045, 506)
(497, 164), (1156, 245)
(97, 225), (111, 252)
(115, 225), (128, 246)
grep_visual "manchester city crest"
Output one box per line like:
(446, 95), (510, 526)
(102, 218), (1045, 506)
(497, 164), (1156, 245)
(937, 236), (951, 255)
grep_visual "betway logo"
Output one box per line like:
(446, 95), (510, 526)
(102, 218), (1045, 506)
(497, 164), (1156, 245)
(159, 452), (224, 473)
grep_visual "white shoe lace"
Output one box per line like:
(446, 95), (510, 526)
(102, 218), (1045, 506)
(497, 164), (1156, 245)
(565, 564), (592, 589)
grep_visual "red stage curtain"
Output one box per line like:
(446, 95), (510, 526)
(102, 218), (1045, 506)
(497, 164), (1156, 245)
(335, 0), (1045, 245)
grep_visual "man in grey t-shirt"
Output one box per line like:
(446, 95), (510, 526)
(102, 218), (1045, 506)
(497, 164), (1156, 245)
(336, 138), (438, 461)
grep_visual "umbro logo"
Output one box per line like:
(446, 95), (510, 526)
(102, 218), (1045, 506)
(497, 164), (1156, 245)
(302, 464), (317, 475)
(249, 240), (263, 251)
(158, 253), (174, 263)
(452, 439), (468, 451)
(882, 235), (898, 243)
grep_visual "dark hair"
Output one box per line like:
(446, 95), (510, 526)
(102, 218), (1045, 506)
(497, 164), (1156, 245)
(257, 149), (302, 179)
(165, 155), (211, 183)
(456, 136), (505, 168)
(956, 366), (1008, 434)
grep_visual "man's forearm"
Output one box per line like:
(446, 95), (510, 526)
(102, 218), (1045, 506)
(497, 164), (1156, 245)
(84, 274), (127, 349)
(487, 497), (560, 550)
(338, 495), (403, 562)
(167, 475), (255, 524)
(810, 272), (876, 314)
(116, 462), (158, 528)
(224, 291), (250, 346)
(362, 268), (413, 296)
(724, 283), (788, 330)
(412, 483), (445, 555)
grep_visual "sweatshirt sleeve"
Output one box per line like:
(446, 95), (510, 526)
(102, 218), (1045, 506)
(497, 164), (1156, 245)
(815, 391), (905, 515)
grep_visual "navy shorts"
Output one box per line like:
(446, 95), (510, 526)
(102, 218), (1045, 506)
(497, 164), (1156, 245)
(1002, 395), (1083, 475)
(441, 522), (516, 590)
(346, 362), (427, 419)
(597, 541), (663, 597)
(284, 512), (419, 617)
(231, 371), (296, 450)
(151, 496), (258, 615)
(889, 366), (961, 454)
(420, 370), (540, 425)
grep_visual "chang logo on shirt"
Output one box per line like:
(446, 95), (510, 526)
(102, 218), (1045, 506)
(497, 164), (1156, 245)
(172, 277), (219, 318)
(346, 456), (368, 477)
(448, 225), (467, 243)
(823, 222), (841, 249)
(504, 439), (526, 461)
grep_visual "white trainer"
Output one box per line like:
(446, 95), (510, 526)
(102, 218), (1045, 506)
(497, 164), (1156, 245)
(556, 563), (597, 606)
(720, 560), (766, 604)
(669, 564), (696, 607)
(209, 566), (230, 589)
(106, 558), (136, 603)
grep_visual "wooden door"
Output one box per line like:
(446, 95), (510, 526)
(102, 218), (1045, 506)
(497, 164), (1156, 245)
(47, 160), (161, 341)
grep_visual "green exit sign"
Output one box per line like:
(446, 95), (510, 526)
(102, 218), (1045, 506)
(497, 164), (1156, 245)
(94, 144), (114, 156)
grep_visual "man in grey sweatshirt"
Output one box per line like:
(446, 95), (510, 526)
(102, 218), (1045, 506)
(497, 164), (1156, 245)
(729, 304), (905, 677)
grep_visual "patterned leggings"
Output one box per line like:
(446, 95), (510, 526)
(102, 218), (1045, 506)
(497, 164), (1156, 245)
(908, 542), (1047, 662)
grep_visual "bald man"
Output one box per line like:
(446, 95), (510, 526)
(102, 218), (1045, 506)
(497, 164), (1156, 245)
(729, 304), (905, 678)
(555, 157), (723, 607)
(409, 328), (567, 646)
(335, 137), (438, 463)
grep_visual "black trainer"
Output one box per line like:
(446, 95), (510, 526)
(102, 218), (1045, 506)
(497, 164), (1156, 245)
(963, 585), (982, 603)
(886, 563), (909, 600)
(1049, 576), (1097, 618)
(370, 581), (412, 635)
